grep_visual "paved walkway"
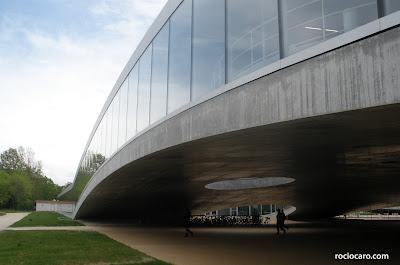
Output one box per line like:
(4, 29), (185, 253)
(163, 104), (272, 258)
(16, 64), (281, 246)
(6, 226), (93, 231)
(0, 213), (29, 231)
(86, 221), (399, 265)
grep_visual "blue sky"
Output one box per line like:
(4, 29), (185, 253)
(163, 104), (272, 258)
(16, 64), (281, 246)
(0, 0), (167, 185)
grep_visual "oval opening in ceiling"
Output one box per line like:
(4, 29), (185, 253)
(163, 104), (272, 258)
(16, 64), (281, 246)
(205, 177), (295, 191)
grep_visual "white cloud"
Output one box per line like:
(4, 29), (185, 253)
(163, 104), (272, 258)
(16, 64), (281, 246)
(0, 0), (167, 185)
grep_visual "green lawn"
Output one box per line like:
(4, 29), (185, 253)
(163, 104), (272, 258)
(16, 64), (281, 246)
(0, 230), (169, 265)
(11, 212), (83, 227)
(0, 212), (5, 216)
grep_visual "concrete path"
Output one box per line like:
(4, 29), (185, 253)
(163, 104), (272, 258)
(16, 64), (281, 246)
(86, 221), (400, 265)
(0, 213), (29, 231)
(6, 226), (93, 231)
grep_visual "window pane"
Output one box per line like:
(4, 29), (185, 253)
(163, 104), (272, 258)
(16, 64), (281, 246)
(168, 0), (192, 113)
(324, 0), (377, 40)
(282, 0), (377, 56)
(192, 0), (225, 99)
(118, 80), (128, 148)
(150, 23), (169, 123)
(111, 92), (120, 154)
(101, 118), (106, 159)
(238, 206), (250, 216)
(384, 0), (400, 15)
(106, 110), (112, 158)
(127, 65), (139, 140)
(137, 45), (152, 132)
(227, 0), (279, 82)
(283, 0), (324, 56)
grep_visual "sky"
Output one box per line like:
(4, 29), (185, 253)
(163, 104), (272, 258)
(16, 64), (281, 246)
(0, 0), (168, 185)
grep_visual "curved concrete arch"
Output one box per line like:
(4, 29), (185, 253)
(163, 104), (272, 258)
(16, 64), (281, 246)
(74, 24), (400, 220)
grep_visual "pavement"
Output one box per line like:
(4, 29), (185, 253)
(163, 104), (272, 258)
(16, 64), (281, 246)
(6, 226), (93, 231)
(0, 213), (29, 231)
(84, 220), (400, 265)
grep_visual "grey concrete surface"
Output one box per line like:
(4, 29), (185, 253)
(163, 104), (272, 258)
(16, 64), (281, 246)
(75, 25), (400, 221)
(5, 226), (93, 231)
(87, 221), (400, 265)
(0, 213), (29, 231)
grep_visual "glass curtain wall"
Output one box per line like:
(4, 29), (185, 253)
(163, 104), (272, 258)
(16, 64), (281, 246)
(127, 65), (139, 140)
(227, 0), (280, 82)
(118, 80), (128, 148)
(106, 109), (112, 158)
(167, 0), (192, 113)
(150, 23), (169, 123)
(137, 45), (153, 132)
(192, 0), (225, 99)
(111, 91), (120, 153)
(383, 0), (400, 15)
(281, 0), (378, 56)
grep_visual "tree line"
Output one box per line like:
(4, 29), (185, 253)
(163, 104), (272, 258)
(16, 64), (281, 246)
(0, 147), (63, 210)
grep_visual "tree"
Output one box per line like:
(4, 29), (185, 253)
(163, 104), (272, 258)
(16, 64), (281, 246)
(0, 148), (26, 171)
(0, 171), (11, 207)
(0, 147), (62, 210)
(0, 170), (33, 209)
(0, 147), (42, 174)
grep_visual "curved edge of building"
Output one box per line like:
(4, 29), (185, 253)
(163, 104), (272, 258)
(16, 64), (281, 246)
(59, 1), (400, 221)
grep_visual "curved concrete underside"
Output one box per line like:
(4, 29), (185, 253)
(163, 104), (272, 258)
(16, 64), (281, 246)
(75, 26), (400, 221)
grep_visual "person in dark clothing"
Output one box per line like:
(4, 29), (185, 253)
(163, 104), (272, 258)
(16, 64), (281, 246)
(276, 209), (287, 235)
(185, 210), (194, 237)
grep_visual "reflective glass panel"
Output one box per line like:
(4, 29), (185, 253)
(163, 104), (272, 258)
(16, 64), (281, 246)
(282, 0), (377, 55)
(137, 45), (152, 132)
(282, 0), (324, 56)
(238, 206), (250, 216)
(102, 118), (107, 158)
(168, 0), (192, 113)
(118, 80), (128, 148)
(111, 92), (120, 154)
(192, 0), (225, 99)
(150, 23), (169, 123)
(106, 110), (112, 158)
(127, 65), (139, 140)
(227, 0), (279, 82)
(324, 0), (377, 40)
(383, 0), (400, 15)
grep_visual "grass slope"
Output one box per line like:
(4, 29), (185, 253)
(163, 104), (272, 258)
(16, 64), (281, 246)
(11, 211), (83, 227)
(0, 230), (169, 265)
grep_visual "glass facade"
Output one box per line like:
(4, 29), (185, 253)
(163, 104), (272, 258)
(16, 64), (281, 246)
(137, 45), (152, 132)
(281, 0), (377, 56)
(167, 0), (192, 113)
(118, 80), (128, 148)
(150, 23), (169, 123)
(127, 65), (139, 140)
(61, 0), (394, 201)
(227, 0), (280, 82)
(111, 92), (120, 154)
(383, 0), (400, 15)
(192, 0), (225, 99)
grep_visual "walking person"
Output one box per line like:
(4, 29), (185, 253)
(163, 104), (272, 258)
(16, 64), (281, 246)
(184, 210), (194, 237)
(280, 209), (289, 232)
(276, 208), (287, 235)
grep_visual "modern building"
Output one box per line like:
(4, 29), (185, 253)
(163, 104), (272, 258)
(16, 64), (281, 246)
(36, 200), (76, 213)
(60, 0), (400, 222)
